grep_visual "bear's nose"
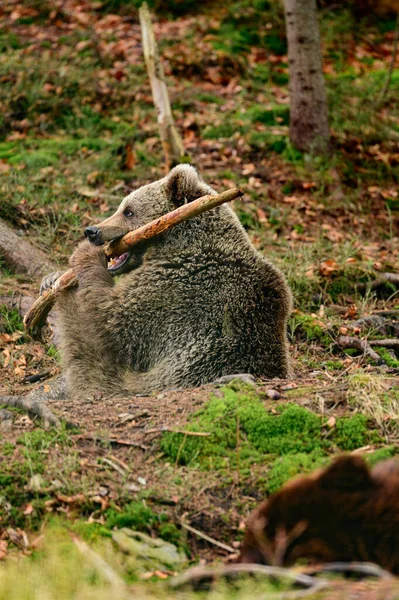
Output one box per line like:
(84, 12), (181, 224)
(84, 226), (102, 245)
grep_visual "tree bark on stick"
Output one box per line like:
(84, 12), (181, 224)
(24, 187), (244, 340)
(283, 0), (330, 153)
(139, 2), (186, 171)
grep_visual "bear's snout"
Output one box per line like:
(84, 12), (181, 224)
(84, 226), (103, 246)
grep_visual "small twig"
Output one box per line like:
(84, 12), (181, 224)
(357, 272), (399, 293)
(337, 336), (386, 365)
(377, 13), (399, 105)
(170, 563), (328, 597)
(304, 561), (393, 580)
(23, 371), (52, 384)
(373, 310), (399, 318)
(0, 395), (60, 428)
(101, 457), (128, 477)
(144, 427), (211, 437)
(369, 339), (399, 349)
(180, 521), (235, 554)
(76, 434), (148, 451)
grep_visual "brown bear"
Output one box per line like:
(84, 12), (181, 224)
(238, 455), (399, 574)
(40, 165), (292, 400)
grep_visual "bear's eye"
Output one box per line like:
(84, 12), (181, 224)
(123, 209), (134, 218)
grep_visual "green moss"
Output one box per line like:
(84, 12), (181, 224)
(69, 520), (112, 542)
(332, 414), (369, 451)
(324, 360), (345, 371)
(240, 403), (323, 454)
(106, 502), (157, 531)
(265, 451), (328, 494)
(366, 445), (397, 467)
(158, 523), (182, 547)
(376, 348), (399, 368)
(161, 388), (376, 471)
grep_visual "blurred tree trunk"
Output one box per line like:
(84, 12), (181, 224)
(283, 0), (330, 153)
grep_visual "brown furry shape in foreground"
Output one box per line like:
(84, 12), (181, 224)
(239, 455), (399, 574)
(44, 165), (292, 400)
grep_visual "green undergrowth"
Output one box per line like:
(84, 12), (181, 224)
(0, 520), (292, 600)
(0, 305), (25, 336)
(0, 430), (183, 547)
(160, 384), (385, 493)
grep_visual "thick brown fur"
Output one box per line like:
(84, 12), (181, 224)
(52, 165), (292, 400)
(239, 455), (399, 574)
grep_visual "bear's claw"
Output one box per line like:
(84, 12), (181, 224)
(40, 271), (63, 295)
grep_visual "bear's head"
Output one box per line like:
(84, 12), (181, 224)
(239, 455), (399, 570)
(84, 165), (214, 275)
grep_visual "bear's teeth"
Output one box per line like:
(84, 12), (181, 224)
(108, 253), (129, 269)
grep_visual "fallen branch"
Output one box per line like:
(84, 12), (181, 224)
(24, 187), (244, 340)
(76, 434), (148, 451)
(0, 219), (56, 277)
(304, 561), (393, 580)
(369, 339), (399, 349)
(170, 563), (328, 597)
(337, 335), (385, 365)
(139, 2), (186, 170)
(180, 521), (235, 554)
(144, 427), (211, 437)
(373, 310), (399, 318)
(357, 272), (399, 293)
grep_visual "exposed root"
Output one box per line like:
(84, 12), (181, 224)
(337, 335), (386, 365)
(351, 316), (399, 337)
(369, 339), (399, 350)
(357, 272), (399, 293)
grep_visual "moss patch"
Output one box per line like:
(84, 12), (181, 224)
(160, 386), (379, 492)
(265, 451), (328, 494)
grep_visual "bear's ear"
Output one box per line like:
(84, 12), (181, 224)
(319, 456), (372, 491)
(165, 164), (209, 208)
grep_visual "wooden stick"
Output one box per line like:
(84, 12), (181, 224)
(180, 521), (235, 554)
(337, 335), (386, 365)
(24, 187), (244, 340)
(139, 2), (186, 170)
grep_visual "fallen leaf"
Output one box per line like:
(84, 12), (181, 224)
(23, 504), (34, 516)
(319, 259), (339, 277)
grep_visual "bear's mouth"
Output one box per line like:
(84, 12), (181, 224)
(107, 252), (130, 273)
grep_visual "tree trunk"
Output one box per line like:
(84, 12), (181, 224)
(139, 2), (187, 171)
(283, 0), (330, 153)
(0, 219), (56, 277)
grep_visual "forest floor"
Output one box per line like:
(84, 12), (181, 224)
(0, 0), (399, 598)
